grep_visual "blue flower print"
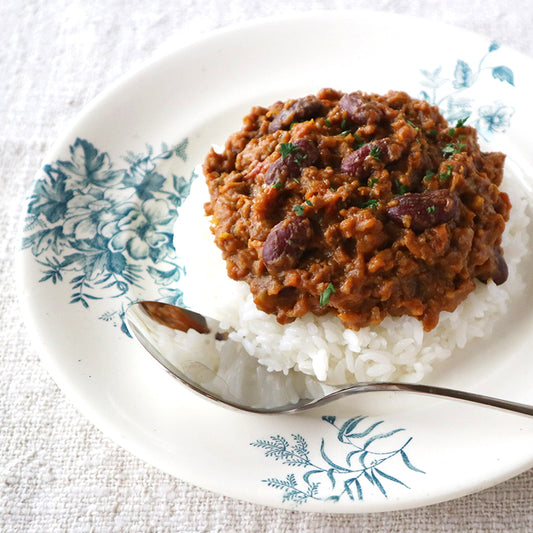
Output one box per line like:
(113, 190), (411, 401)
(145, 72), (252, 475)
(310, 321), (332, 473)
(476, 104), (514, 140)
(22, 138), (193, 327)
(109, 198), (174, 260)
(62, 189), (134, 241)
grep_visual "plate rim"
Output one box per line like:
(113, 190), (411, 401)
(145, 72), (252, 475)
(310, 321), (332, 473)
(16, 9), (533, 513)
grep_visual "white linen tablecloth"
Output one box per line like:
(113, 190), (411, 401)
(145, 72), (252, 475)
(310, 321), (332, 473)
(2, 1), (532, 531)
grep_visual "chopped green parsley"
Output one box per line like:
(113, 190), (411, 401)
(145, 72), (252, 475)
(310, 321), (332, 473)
(293, 204), (306, 216)
(425, 166), (452, 181)
(280, 142), (306, 164)
(320, 283), (336, 307)
(395, 180), (410, 194)
(439, 165), (453, 180)
(426, 205), (436, 214)
(442, 142), (466, 157)
(352, 133), (364, 147)
(369, 145), (381, 161)
(455, 115), (470, 128)
(359, 198), (379, 209)
(340, 118), (351, 136)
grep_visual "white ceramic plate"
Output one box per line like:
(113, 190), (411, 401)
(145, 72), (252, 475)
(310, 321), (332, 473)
(17, 11), (533, 513)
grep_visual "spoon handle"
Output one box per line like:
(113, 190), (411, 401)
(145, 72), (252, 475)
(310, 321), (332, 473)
(310, 382), (533, 416)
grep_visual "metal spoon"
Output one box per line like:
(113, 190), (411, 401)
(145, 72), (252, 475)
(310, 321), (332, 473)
(125, 301), (533, 416)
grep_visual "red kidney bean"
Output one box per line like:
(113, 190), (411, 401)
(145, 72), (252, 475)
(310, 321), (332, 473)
(268, 96), (324, 133)
(340, 138), (399, 180)
(262, 217), (313, 272)
(264, 157), (298, 185)
(264, 140), (320, 185)
(386, 189), (460, 232)
(492, 249), (509, 285)
(341, 143), (372, 178)
(372, 138), (401, 165)
(292, 138), (320, 166)
(478, 248), (508, 286)
(339, 93), (383, 126)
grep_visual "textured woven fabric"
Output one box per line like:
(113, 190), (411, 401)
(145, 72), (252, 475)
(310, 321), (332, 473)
(2, 1), (532, 531)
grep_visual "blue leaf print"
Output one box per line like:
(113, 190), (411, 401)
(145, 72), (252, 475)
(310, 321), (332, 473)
(319, 439), (352, 473)
(419, 66), (444, 90)
(326, 468), (336, 488)
(359, 450), (374, 473)
(400, 448), (426, 473)
(157, 286), (185, 306)
(347, 477), (363, 500)
(302, 468), (324, 485)
(174, 138), (189, 161)
(172, 174), (195, 205)
(453, 60), (474, 89)
(370, 470), (387, 497)
(492, 66), (515, 86)
(348, 421), (384, 440)
(346, 449), (363, 466)
(28, 167), (74, 224)
(337, 416), (366, 442)
(60, 139), (126, 189)
(374, 468), (409, 488)
(252, 415), (424, 504)
(23, 226), (66, 256)
(419, 46), (515, 140)
(135, 171), (167, 201)
(146, 265), (182, 286)
(363, 428), (404, 450)
(363, 468), (376, 487)
(37, 257), (64, 283)
(251, 434), (311, 467)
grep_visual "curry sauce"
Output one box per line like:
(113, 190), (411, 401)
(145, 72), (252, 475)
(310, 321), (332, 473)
(203, 89), (510, 331)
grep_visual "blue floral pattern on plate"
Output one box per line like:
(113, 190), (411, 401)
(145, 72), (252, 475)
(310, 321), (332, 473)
(419, 41), (515, 140)
(22, 137), (195, 333)
(251, 415), (424, 504)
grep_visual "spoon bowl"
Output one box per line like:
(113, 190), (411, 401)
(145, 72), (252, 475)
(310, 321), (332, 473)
(125, 301), (533, 416)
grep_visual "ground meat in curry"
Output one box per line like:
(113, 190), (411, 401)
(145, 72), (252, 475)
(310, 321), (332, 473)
(203, 89), (511, 331)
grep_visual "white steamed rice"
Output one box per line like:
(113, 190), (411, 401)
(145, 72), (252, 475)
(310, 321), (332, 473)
(169, 162), (529, 404)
